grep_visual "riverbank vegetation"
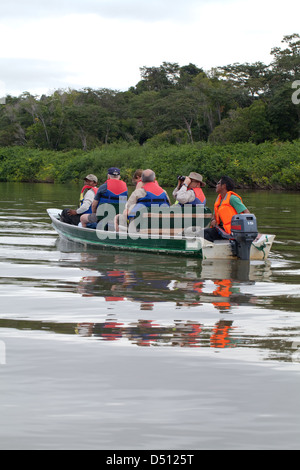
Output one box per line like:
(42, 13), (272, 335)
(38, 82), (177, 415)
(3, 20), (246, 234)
(0, 140), (299, 190)
(0, 34), (299, 189)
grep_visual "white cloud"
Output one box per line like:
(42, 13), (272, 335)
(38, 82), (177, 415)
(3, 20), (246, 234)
(0, 58), (71, 96)
(0, 0), (299, 96)
(0, 0), (205, 21)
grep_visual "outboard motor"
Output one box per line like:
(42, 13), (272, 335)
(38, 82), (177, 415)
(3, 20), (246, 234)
(230, 214), (258, 260)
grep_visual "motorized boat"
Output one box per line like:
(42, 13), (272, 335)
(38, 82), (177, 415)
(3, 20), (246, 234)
(47, 208), (275, 260)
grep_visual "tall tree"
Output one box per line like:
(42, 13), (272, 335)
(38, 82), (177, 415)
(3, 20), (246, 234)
(215, 62), (270, 98)
(270, 34), (300, 80)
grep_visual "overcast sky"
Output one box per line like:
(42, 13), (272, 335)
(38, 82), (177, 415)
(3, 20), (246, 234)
(0, 0), (299, 97)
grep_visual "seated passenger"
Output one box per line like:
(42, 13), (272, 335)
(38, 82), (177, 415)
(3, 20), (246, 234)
(204, 175), (250, 242)
(126, 169), (170, 219)
(116, 169), (170, 231)
(60, 174), (98, 226)
(173, 172), (206, 206)
(81, 167), (128, 229)
(132, 169), (143, 189)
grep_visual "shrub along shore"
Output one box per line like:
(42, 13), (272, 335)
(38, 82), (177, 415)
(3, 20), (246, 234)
(0, 140), (299, 190)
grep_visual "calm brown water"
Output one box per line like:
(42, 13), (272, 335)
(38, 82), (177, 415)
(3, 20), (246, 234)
(0, 182), (299, 450)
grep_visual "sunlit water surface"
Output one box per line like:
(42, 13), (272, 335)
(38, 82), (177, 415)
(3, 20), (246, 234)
(0, 183), (299, 450)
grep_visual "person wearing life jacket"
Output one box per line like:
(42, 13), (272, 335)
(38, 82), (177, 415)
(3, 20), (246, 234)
(80, 167), (128, 228)
(60, 174), (98, 226)
(173, 172), (206, 206)
(126, 169), (170, 220)
(114, 169), (143, 230)
(204, 175), (250, 242)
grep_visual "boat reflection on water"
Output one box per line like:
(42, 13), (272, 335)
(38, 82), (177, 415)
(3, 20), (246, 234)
(75, 319), (237, 349)
(73, 249), (270, 308)
(57, 245), (273, 351)
(2, 231), (298, 362)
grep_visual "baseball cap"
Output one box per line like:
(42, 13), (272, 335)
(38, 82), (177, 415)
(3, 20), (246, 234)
(84, 174), (98, 183)
(108, 167), (121, 176)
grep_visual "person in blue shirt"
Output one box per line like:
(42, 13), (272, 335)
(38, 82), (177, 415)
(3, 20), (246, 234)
(80, 168), (128, 228)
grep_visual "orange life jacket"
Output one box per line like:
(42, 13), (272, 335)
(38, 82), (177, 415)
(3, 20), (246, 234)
(178, 187), (206, 206)
(98, 179), (128, 205)
(137, 182), (170, 207)
(214, 191), (243, 234)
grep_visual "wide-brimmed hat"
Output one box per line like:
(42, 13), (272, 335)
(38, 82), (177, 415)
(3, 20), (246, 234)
(84, 174), (98, 183)
(188, 172), (206, 187)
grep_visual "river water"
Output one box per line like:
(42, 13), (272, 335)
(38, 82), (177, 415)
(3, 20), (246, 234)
(0, 182), (299, 450)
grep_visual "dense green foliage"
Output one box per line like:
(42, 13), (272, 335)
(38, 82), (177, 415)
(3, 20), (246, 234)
(0, 140), (299, 190)
(0, 35), (299, 150)
(0, 34), (299, 189)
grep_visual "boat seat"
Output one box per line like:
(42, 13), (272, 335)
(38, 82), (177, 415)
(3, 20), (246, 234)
(133, 206), (212, 237)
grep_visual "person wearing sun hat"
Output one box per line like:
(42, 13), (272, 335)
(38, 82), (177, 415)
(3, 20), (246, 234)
(173, 171), (206, 206)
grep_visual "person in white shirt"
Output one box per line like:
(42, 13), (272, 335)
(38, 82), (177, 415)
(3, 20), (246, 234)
(60, 174), (98, 225)
(173, 172), (206, 206)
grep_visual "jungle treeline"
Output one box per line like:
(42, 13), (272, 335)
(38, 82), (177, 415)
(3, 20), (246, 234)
(0, 34), (299, 189)
(1, 34), (299, 149)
